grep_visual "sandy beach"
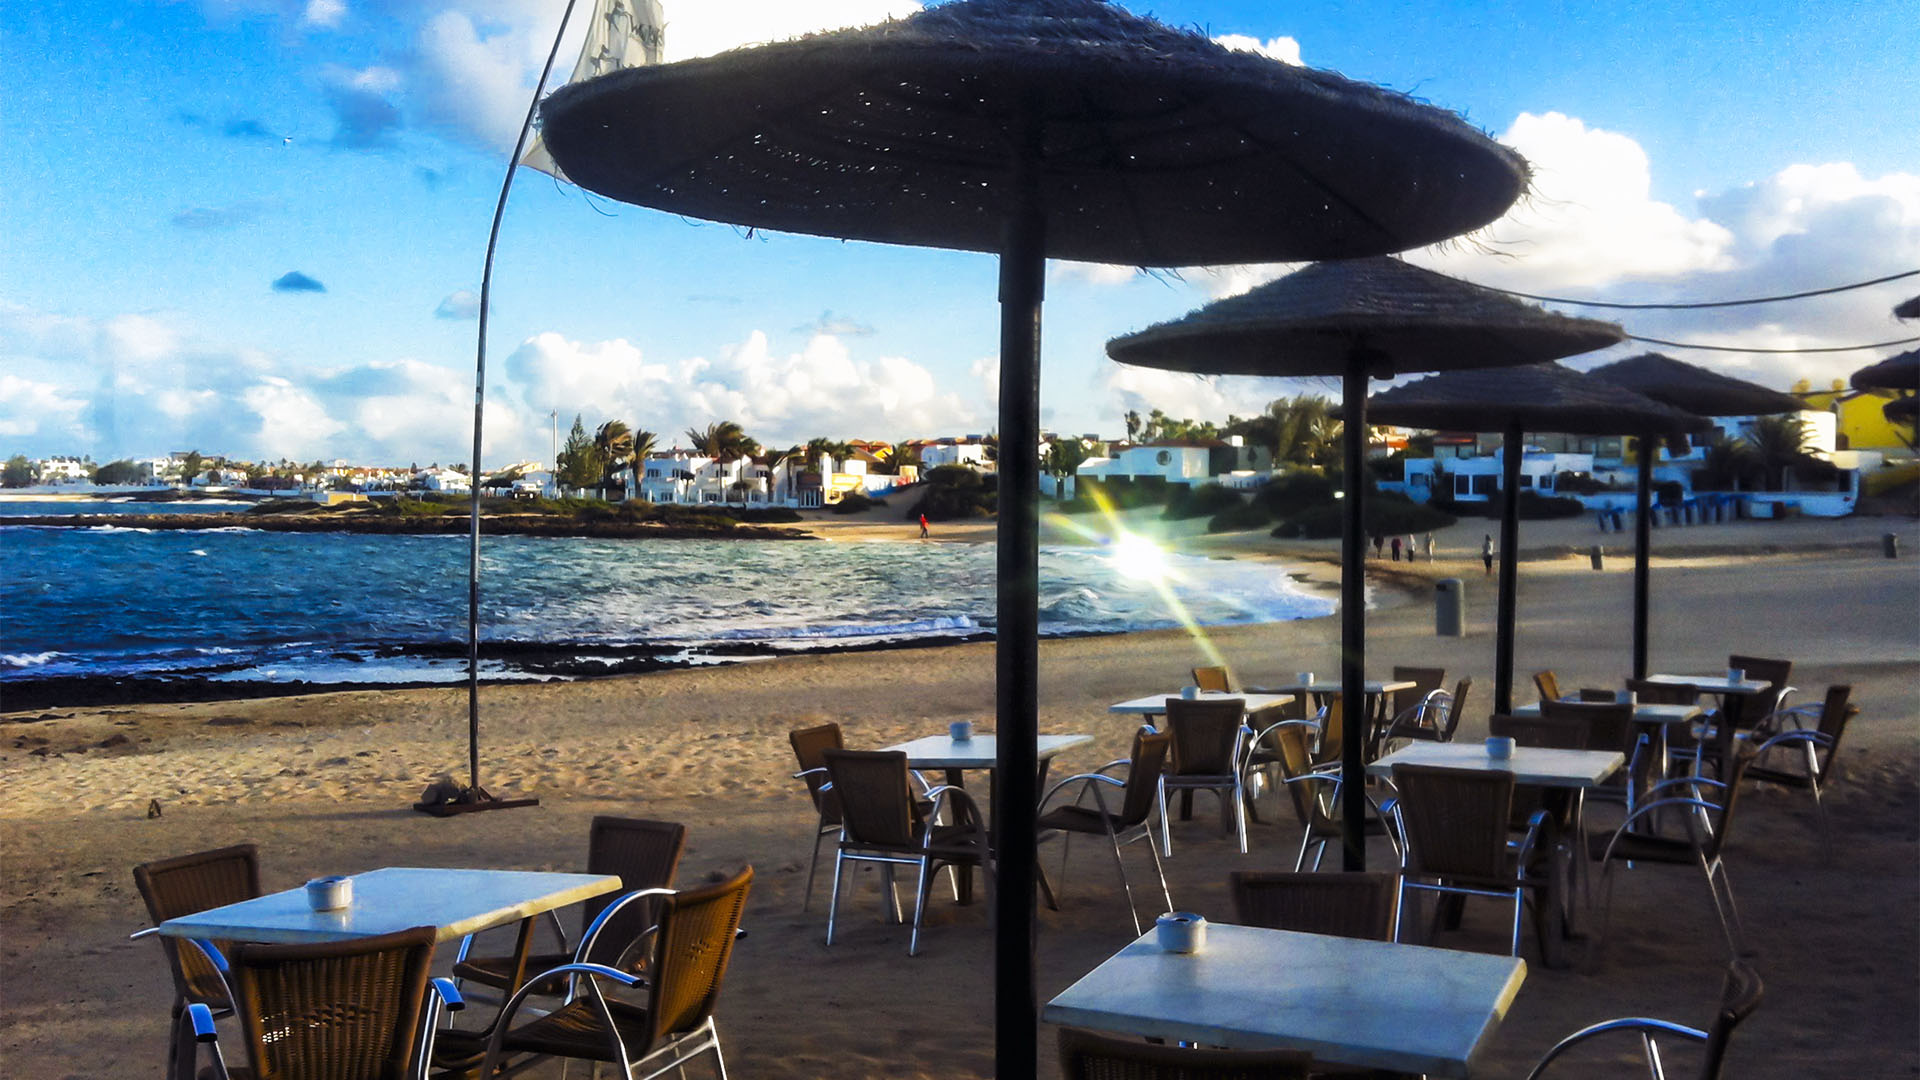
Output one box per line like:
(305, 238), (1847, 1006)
(3, 512), (1916, 1078)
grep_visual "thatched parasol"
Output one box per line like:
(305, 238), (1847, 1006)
(1895, 295), (1920, 321)
(1849, 349), (1920, 392)
(537, 4), (1527, 1066)
(1111, 257), (1618, 857)
(1586, 352), (1806, 679)
(1365, 366), (1708, 712)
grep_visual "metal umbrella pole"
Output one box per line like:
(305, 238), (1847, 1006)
(1494, 418), (1524, 714)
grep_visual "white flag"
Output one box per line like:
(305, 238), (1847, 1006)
(520, 0), (667, 180)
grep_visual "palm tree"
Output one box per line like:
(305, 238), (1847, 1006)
(686, 420), (758, 462)
(1741, 415), (1809, 492)
(1044, 437), (1090, 499)
(594, 420), (634, 498)
(628, 429), (658, 495)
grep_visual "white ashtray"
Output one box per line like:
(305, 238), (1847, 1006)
(1156, 911), (1208, 953)
(305, 875), (352, 911)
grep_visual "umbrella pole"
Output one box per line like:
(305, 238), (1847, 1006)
(1495, 420), (1523, 713)
(1339, 357), (1371, 871)
(993, 140), (1045, 1080)
(1633, 439), (1653, 679)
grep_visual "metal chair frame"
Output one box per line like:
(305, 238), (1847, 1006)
(1036, 730), (1174, 935)
(1389, 765), (1551, 957)
(1156, 700), (1253, 857)
(1594, 767), (1750, 960)
(1525, 961), (1762, 1080)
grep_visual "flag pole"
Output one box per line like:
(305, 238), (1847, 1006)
(418, 0), (582, 816)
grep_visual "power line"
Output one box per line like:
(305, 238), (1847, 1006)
(1625, 333), (1920, 354)
(1490, 268), (1919, 310)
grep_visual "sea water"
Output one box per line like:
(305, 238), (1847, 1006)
(1, 516), (1335, 691)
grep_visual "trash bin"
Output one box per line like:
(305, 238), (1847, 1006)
(1435, 578), (1464, 637)
(1590, 544), (1604, 570)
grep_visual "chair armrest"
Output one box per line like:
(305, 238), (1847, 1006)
(792, 766), (828, 781)
(414, 979), (466, 1080)
(577, 888), (678, 962)
(185, 937), (230, 974)
(1524, 1017), (1708, 1079)
(186, 1002), (220, 1042)
(1599, 797), (1724, 863)
(129, 926), (160, 940)
(924, 784), (989, 830)
(182, 1002), (232, 1080)
(1038, 771), (1126, 814)
(1511, 808), (1550, 870)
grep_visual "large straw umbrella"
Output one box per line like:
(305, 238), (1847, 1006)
(1108, 256), (1620, 867)
(1586, 353), (1805, 678)
(1850, 349), (1920, 393)
(1365, 365), (1707, 712)
(1895, 296), (1920, 321)
(534, 2), (1527, 1068)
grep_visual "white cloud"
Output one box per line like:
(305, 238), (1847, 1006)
(436, 289), (481, 320)
(1103, 366), (1310, 427)
(303, 0), (345, 28)
(412, 11), (531, 150)
(1213, 33), (1300, 66)
(0, 375), (88, 440)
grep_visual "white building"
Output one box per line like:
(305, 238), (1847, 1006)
(1072, 436), (1272, 496)
(919, 440), (992, 470)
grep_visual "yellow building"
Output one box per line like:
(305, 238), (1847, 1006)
(1793, 378), (1911, 453)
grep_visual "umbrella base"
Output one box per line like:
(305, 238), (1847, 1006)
(412, 785), (539, 817)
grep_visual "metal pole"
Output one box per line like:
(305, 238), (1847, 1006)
(1339, 356), (1372, 871)
(994, 134), (1045, 1080)
(463, 0), (582, 797)
(1494, 419), (1523, 713)
(1633, 438), (1653, 679)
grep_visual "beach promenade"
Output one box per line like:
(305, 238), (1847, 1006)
(2, 521), (1915, 1077)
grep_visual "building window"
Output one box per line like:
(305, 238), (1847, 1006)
(1470, 474), (1497, 496)
(1517, 474), (1533, 488)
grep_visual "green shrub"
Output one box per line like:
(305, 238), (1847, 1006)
(1253, 471), (1337, 518)
(1162, 483), (1245, 520)
(832, 491), (887, 514)
(907, 466), (996, 521)
(735, 507), (803, 524)
(1271, 493), (1456, 539)
(1206, 501), (1273, 533)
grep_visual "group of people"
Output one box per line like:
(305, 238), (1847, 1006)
(1369, 531), (1499, 576)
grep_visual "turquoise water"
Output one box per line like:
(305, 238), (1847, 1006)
(1, 513), (1333, 692)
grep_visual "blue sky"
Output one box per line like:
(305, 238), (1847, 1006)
(3, 0), (1915, 467)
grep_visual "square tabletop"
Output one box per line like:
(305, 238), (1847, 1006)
(1646, 673), (1769, 696)
(884, 733), (1093, 769)
(1043, 922), (1526, 1078)
(1512, 701), (1703, 726)
(156, 867), (622, 946)
(1369, 743), (1624, 788)
(1246, 678), (1417, 697)
(1107, 691), (1295, 716)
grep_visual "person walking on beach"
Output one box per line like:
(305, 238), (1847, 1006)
(1371, 533), (1383, 559)
(918, 513), (930, 539)
(1390, 536), (1402, 562)
(1424, 532), (1436, 562)
(1481, 534), (1495, 576)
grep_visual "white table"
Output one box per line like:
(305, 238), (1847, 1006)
(1513, 700), (1703, 785)
(1368, 743), (1623, 787)
(1043, 922), (1526, 1078)
(156, 867), (622, 946)
(1107, 691), (1296, 721)
(1644, 674), (1767, 697)
(884, 733), (1093, 769)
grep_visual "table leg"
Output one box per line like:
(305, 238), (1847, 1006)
(503, 915), (537, 998)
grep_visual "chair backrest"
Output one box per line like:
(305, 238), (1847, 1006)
(789, 722), (844, 822)
(1310, 695), (1345, 768)
(1057, 1025), (1311, 1080)
(642, 866), (754, 1053)
(1191, 666), (1232, 693)
(1699, 961), (1765, 1080)
(133, 843), (262, 1007)
(1391, 764), (1516, 880)
(1540, 698), (1635, 756)
(1164, 697), (1246, 777)
(1626, 678), (1699, 706)
(1576, 687), (1619, 702)
(822, 749), (919, 848)
(1698, 752), (1756, 860)
(580, 817), (687, 965)
(1228, 871), (1397, 941)
(226, 925), (437, 1080)
(1810, 685), (1856, 779)
(1117, 728), (1175, 826)
(1442, 678), (1473, 740)
(1269, 723), (1329, 831)
(1391, 665), (1446, 717)
(1532, 670), (1562, 703)
(1728, 654), (1793, 717)
(1489, 713), (1590, 751)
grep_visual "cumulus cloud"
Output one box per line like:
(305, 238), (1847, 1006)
(794, 310), (874, 336)
(1213, 33), (1300, 65)
(272, 271), (327, 293)
(0, 375), (88, 440)
(303, 0), (345, 28)
(436, 289), (481, 320)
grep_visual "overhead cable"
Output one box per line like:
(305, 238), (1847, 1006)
(1490, 268), (1919, 310)
(1624, 333), (1920, 354)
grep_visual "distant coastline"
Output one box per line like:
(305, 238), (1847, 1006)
(0, 511), (816, 541)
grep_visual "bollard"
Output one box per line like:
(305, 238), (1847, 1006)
(1886, 533), (1901, 559)
(1435, 578), (1464, 637)
(1590, 544), (1604, 570)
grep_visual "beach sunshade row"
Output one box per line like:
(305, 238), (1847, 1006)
(1848, 348), (1920, 393)
(1106, 257), (1623, 377)
(537, 0), (1529, 267)
(1895, 295), (1919, 320)
(1585, 352), (1805, 417)
(1363, 364), (1714, 437)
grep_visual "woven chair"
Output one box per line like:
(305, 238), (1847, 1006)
(1037, 728), (1175, 935)
(788, 722), (844, 911)
(822, 748), (990, 955)
(1307, 694), (1346, 771)
(1745, 685), (1856, 828)
(1489, 713), (1589, 751)
(1157, 697), (1252, 856)
(1726, 654), (1795, 724)
(1376, 687), (1454, 757)
(1390, 665), (1446, 720)
(1228, 870), (1398, 941)
(1540, 698), (1645, 809)
(452, 817), (686, 998)
(1627, 678), (1700, 706)
(1590, 752), (1755, 959)
(1057, 1026), (1312, 1080)
(180, 925), (462, 1080)
(1531, 670), (1564, 704)
(1191, 665), (1233, 693)
(1443, 677), (1472, 741)
(476, 867), (752, 1080)
(1263, 722), (1399, 872)
(1390, 763), (1551, 957)
(1526, 961), (1763, 1080)
(132, 843), (262, 1080)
